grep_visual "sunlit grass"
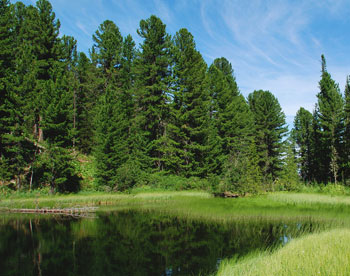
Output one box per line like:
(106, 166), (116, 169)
(217, 228), (350, 276)
(2, 191), (350, 226)
(268, 192), (350, 205)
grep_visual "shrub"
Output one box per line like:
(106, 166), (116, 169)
(322, 183), (348, 196)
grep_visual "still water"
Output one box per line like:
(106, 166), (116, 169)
(0, 210), (325, 276)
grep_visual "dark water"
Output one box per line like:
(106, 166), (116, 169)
(0, 211), (324, 276)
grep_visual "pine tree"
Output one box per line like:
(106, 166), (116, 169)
(293, 107), (313, 182)
(248, 90), (288, 183)
(133, 15), (172, 172)
(309, 107), (324, 182)
(0, 0), (30, 186)
(19, 0), (61, 142)
(207, 57), (256, 183)
(41, 64), (73, 147)
(279, 138), (300, 191)
(75, 52), (98, 153)
(0, 0), (14, 181)
(316, 55), (344, 183)
(170, 28), (210, 176)
(92, 20), (137, 189)
(343, 76), (350, 183)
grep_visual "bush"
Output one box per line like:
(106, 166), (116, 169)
(31, 146), (81, 193)
(113, 159), (146, 192)
(275, 177), (302, 192)
(322, 183), (348, 196)
(143, 173), (212, 191)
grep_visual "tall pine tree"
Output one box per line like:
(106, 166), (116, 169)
(248, 90), (288, 183)
(133, 15), (172, 172)
(293, 107), (313, 182)
(170, 28), (210, 176)
(316, 55), (344, 183)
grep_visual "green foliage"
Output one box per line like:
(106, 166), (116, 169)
(316, 55), (344, 183)
(277, 139), (301, 191)
(293, 107), (313, 182)
(221, 143), (262, 195)
(248, 90), (288, 182)
(343, 76), (350, 181)
(321, 183), (348, 196)
(32, 145), (81, 193)
(133, 15), (172, 171)
(170, 28), (210, 176)
(113, 159), (145, 192)
(146, 173), (212, 191)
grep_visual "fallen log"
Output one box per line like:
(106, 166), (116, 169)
(0, 207), (98, 216)
(214, 191), (240, 198)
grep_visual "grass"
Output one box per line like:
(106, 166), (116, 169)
(217, 228), (350, 276)
(2, 190), (350, 226)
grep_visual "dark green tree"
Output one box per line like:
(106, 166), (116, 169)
(0, 0), (15, 181)
(316, 55), (344, 183)
(73, 52), (99, 153)
(207, 58), (255, 171)
(0, 0), (32, 187)
(170, 28), (210, 176)
(293, 107), (313, 182)
(279, 138), (300, 190)
(248, 90), (288, 183)
(92, 20), (137, 189)
(133, 15), (172, 172)
(343, 76), (350, 183)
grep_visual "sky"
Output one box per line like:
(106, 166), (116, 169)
(11, 0), (350, 128)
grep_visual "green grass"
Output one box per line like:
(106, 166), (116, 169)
(2, 191), (350, 226)
(217, 228), (350, 276)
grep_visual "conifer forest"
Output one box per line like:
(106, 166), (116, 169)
(1, 0), (350, 194)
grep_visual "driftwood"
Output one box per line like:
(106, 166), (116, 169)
(0, 207), (98, 217)
(214, 191), (240, 198)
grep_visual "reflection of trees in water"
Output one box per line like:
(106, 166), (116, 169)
(0, 213), (324, 276)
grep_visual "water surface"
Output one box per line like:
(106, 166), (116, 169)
(0, 210), (333, 275)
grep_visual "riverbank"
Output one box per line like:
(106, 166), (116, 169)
(2, 191), (350, 223)
(217, 228), (350, 276)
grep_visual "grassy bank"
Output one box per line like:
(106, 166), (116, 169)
(2, 191), (350, 225)
(217, 228), (350, 276)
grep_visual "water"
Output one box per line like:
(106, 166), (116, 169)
(0, 211), (326, 276)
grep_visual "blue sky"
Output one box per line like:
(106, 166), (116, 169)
(12, 0), (350, 128)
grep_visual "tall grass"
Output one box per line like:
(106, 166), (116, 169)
(217, 228), (350, 276)
(3, 191), (350, 226)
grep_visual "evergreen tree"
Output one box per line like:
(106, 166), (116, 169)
(41, 64), (73, 147)
(293, 107), (313, 182)
(207, 58), (255, 174)
(0, 0), (30, 186)
(92, 20), (137, 189)
(94, 87), (130, 188)
(309, 107), (324, 182)
(343, 76), (350, 183)
(316, 55), (344, 183)
(279, 138), (300, 191)
(207, 57), (257, 189)
(0, 0), (15, 181)
(32, 144), (80, 193)
(133, 15), (172, 172)
(75, 52), (98, 153)
(19, 0), (61, 142)
(170, 28), (210, 176)
(248, 90), (288, 183)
